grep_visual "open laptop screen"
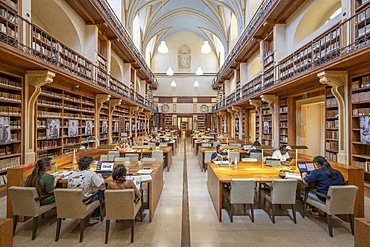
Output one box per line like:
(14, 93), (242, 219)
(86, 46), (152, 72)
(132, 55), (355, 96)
(297, 162), (315, 174)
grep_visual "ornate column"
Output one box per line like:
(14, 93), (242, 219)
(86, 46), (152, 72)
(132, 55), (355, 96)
(261, 94), (278, 147)
(318, 71), (348, 164)
(218, 111), (227, 134)
(144, 112), (153, 135)
(108, 99), (122, 144)
(25, 70), (55, 163)
(95, 94), (111, 143)
(233, 106), (243, 140)
(249, 99), (262, 143)
(227, 107), (236, 138)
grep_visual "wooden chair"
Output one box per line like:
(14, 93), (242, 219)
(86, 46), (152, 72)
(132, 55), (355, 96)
(303, 185), (358, 237)
(264, 179), (297, 223)
(241, 158), (258, 162)
(227, 179), (256, 223)
(54, 189), (103, 242)
(104, 189), (142, 243)
(204, 151), (214, 172)
(8, 186), (56, 240)
(151, 150), (163, 162)
(100, 155), (108, 161)
(107, 151), (120, 160)
(114, 157), (130, 162)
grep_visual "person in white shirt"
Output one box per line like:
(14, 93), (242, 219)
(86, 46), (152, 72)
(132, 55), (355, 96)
(272, 145), (291, 164)
(68, 156), (105, 224)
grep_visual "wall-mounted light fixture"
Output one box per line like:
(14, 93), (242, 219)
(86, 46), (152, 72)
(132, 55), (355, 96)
(170, 80), (176, 87)
(194, 80), (200, 87)
(158, 41), (168, 53)
(196, 67), (204, 75)
(201, 41), (211, 54)
(166, 67), (174, 76)
(72, 85), (79, 91)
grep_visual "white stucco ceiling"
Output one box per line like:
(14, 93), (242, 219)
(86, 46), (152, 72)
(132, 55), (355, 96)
(120, 0), (246, 53)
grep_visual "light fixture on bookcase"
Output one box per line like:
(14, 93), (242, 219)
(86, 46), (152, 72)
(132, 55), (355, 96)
(166, 67), (174, 76)
(196, 67), (204, 75)
(170, 80), (176, 87)
(158, 41), (168, 53)
(194, 80), (200, 87)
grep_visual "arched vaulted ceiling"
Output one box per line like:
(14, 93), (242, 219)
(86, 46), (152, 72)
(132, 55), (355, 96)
(121, 0), (246, 54)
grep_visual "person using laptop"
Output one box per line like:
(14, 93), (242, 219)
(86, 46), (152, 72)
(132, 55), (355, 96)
(301, 155), (344, 218)
(272, 144), (291, 165)
(68, 156), (105, 225)
(211, 144), (227, 162)
(246, 141), (261, 155)
(107, 165), (142, 198)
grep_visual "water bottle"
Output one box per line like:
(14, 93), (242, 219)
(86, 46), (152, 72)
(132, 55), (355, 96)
(234, 157), (238, 168)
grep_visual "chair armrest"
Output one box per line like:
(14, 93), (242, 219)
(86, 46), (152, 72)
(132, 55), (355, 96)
(304, 187), (330, 203)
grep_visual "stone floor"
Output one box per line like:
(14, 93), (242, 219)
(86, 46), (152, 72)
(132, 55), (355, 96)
(1, 138), (369, 246)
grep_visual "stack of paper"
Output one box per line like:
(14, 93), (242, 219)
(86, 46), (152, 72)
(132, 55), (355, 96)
(137, 169), (153, 174)
(285, 172), (302, 180)
(141, 175), (152, 181)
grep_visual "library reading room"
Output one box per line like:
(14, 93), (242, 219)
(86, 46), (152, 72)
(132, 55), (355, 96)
(1, 0), (370, 246)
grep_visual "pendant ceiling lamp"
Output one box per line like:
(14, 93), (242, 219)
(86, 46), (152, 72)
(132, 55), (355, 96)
(201, 41), (211, 54)
(194, 80), (200, 87)
(196, 67), (204, 75)
(158, 41), (168, 53)
(170, 80), (176, 87)
(166, 67), (174, 76)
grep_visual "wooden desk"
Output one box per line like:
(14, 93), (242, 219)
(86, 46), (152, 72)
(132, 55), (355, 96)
(6, 160), (164, 223)
(198, 148), (248, 172)
(119, 146), (173, 171)
(207, 160), (364, 222)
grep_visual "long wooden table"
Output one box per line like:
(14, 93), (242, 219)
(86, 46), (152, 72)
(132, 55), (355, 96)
(207, 160), (364, 222)
(6, 150), (164, 222)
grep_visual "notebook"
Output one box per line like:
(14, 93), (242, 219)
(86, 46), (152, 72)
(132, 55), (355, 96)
(265, 158), (281, 166)
(297, 162), (316, 174)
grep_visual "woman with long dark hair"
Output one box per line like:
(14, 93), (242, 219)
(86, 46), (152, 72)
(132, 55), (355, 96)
(107, 165), (142, 198)
(302, 155), (344, 202)
(25, 157), (63, 205)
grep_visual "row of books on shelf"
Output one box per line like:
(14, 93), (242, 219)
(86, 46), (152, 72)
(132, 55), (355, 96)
(0, 145), (14, 155)
(0, 105), (20, 114)
(326, 109), (338, 118)
(357, 6), (370, 22)
(0, 156), (20, 171)
(280, 115), (288, 121)
(262, 109), (272, 115)
(326, 97), (338, 107)
(357, 23), (370, 38)
(352, 160), (370, 172)
(41, 89), (63, 98)
(352, 107), (370, 116)
(262, 116), (272, 121)
(352, 90), (370, 103)
(352, 76), (370, 89)
(59, 58), (92, 77)
(325, 130), (338, 140)
(2, 0), (18, 11)
(38, 151), (59, 158)
(279, 106), (288, 113)
(326, 119), (339, 128)
(325, 151), (337, 162)
(0, 8), (16, 23)
(10, 132), (18, 140)
(37, 140), (60, 150)
(0, 76), (21, 88)
(280, 122), (288, 127)
(38, 99), (62, 108)
(0, 174), (7, 185)
(82, 106), (94, 112)
(9, 119), (20, 127)
(279, 136), (288, 142)
(280, 129), (288, 135)
(325, 140), (339, 151)
(0, 91), (21, 101)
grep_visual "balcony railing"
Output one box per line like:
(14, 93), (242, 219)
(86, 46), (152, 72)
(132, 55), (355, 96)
(0, 8), (156, 111)
(91, 0), (158, 87)
(213, 6), (370, 111)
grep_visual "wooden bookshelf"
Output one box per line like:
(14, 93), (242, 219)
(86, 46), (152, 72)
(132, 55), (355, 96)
(255, 111), (260, 141)
(99, 102), (109, 145)
(279, 98), (288, 146)
(261, 103), (272, 146)
(325, 87), (339, 162)
(0, 72), (22, 172)
(312, 27), (340, 66)
(350, 73), (370, 183)
(113, 105), (128, 142)
(263, 32), (274, 87)
(36, 86), (96, 158)
(0, 0), (19, 44)
(355, 2), (370, 45)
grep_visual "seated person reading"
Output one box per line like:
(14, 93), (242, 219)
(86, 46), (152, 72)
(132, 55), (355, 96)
(246, 141), (261, 155)
(301, 156), (344, 218)
(68, 156), (105, 225)
(211, 144), (227, 162)
(107, 165), (142, 198)
(272, 144), (291, 165)
(25, 157), (63, 205)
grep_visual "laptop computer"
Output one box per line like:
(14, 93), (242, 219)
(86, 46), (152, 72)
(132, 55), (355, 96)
(265, 158), (281, 166)
(297, 162), (316, 174)
(95, 161), (114, 178)
(243, 145), (252, 151)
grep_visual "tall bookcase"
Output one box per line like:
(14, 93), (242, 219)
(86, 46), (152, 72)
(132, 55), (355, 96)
(99, 102), (109, 145)
(279, 98), (288, 146)
(36, 85), (96, 158)
(261, 103), (272, 146)
(0, 72), (22, 172)
(350, 73), (370, 184)
(354, 0), (370, 46)
(263, 32), (274, 87)
(255, 111), (260, 141)
(325, 87), (339, 162)
(0, 0), (19, 45)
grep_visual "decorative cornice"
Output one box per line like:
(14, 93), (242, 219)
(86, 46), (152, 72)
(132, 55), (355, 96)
(260, 94), (276, 111)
